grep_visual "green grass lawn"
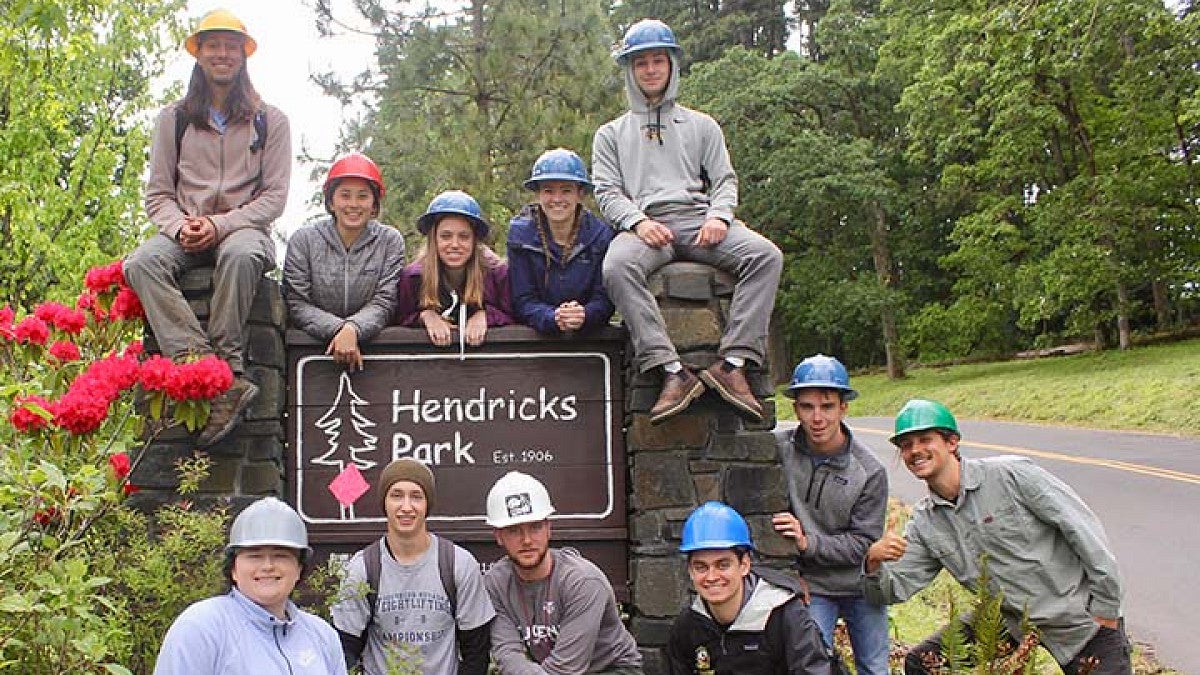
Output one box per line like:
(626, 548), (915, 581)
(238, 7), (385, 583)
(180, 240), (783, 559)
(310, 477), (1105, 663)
(776, 338), (1200, 437)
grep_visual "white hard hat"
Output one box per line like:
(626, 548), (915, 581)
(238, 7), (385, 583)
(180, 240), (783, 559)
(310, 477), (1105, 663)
(226, 497), (311, 562)
(485, 471), (555, 528)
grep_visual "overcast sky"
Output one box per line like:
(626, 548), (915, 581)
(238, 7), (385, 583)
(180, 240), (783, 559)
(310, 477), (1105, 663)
(159, 1), (377, 238)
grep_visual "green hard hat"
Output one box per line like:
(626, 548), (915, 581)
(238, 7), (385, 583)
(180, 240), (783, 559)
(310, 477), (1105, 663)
(890, 399), (959, 445)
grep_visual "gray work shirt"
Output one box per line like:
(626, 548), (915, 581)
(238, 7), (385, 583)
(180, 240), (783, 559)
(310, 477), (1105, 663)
(863, 456), (1124, 664)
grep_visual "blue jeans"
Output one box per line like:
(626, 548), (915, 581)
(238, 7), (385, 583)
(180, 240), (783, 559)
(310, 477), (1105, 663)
(808, 594), (890, 675)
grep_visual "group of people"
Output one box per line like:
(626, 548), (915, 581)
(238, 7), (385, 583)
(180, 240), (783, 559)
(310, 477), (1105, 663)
(124, 10), (781, 452)
(152, 359), (1133, 675)
(137, 8), (1131, 675)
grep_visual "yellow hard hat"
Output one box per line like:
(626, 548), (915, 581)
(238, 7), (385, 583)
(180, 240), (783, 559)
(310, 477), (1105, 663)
(184, 9), (257, 58)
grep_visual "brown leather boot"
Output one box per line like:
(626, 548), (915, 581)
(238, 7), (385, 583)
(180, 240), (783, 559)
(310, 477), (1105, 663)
(197, 378), (259, 447)
(649, 368), (705, 425)
(699, 361), (764, 421)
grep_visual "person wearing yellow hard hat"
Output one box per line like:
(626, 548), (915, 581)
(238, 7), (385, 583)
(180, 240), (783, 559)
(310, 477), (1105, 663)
(124, 8), (291, 448)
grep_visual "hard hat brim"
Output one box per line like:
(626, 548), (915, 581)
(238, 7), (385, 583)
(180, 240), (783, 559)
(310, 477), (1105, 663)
(523, 174), (594, 192)
(185, 31), (258, 58)
(783, 383), (859, 400)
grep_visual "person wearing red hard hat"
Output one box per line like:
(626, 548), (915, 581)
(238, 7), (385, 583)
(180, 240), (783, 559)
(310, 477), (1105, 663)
(124, 8), (291, 447)
(283, 153), (406, 371)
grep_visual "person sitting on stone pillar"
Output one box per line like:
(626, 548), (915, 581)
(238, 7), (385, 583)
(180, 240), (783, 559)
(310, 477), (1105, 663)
(593, 19), (783, 425)
(283, 152), (406, 371)
(482, 471), (644, 674)
(123, 9), (290, 446)
(666, 501), (840, 675)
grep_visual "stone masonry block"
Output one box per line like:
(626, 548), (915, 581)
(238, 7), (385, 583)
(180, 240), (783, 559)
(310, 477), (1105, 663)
(198, 459), (239, 493)
(630, 617), (675, 648)
(239, 461), (283, 495)
(246, 366), (284, 421)
(180, 267), (214, 295)
(189, 297), (209, 320)
(641, 648), (668, 675)
(705, 430), (779, 462)
(628, 414), (710, 451)
(632, 557), (689, 618)
(663, 267), (715, 301)
(661, 307), (722, 351)
(723, 464), (789, 515)
(632, 452), (693, 510)
(249, 278), (287, 327)
(246, 324), (285, 368)
(692, 473), (719, 503)
(131, 443), (197, 489)
(629, 511), (664, 545)
(241, 435), (285, 463)
(747, 514), (795, 558)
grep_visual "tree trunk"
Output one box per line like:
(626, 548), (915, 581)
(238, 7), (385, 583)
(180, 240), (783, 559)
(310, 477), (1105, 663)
(1152, 279), (1170, 331)
(870, 203), (905, 379)
(1116, 282), (1132, 349)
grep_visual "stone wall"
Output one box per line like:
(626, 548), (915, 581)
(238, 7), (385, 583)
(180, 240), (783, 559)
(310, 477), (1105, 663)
(129, 268), (288, 514)
(624, 262), (791, 674)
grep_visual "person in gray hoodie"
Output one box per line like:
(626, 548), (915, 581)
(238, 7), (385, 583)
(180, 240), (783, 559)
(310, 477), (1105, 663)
(771, 355), (889, 675)
(283, 152), (406, 371)
(593, 18), (783, 426)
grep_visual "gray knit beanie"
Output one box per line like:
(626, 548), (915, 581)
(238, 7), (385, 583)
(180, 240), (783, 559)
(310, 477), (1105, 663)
(377, 458), (436, 513)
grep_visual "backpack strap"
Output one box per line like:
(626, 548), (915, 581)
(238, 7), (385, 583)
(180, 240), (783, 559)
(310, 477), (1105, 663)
(171, 107), (268, 191)
(437, 534), (458, 623)
(363, 538), (382, 634)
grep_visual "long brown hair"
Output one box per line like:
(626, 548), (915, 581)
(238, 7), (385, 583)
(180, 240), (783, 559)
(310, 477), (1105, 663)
(418, 217), (486, 315)
(180, 34), (263, 129)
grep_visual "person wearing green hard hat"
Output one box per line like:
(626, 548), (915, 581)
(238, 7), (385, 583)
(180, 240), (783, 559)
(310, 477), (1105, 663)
(864, 400), (1131, 675)
(666, 501), (842, 674)
(771, 355), (889, 675)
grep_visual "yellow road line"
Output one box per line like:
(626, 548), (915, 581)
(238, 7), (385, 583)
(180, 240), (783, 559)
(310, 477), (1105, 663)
(851, 426), (1200, 487)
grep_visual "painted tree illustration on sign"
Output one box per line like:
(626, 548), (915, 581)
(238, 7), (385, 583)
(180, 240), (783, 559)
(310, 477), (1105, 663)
(312, 372), (379, 473)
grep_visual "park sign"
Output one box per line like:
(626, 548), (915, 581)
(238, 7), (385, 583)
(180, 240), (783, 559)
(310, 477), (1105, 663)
(286, 326), (628, 548)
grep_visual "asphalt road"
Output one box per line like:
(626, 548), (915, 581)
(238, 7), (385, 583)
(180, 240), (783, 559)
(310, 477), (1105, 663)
(840, 417), (1200, 674)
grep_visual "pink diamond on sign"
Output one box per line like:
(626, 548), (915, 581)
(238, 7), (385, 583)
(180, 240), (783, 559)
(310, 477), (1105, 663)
(329, 464), (370, 508)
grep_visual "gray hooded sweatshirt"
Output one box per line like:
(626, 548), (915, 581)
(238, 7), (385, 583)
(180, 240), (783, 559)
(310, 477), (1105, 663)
(592, 51), (738, 231)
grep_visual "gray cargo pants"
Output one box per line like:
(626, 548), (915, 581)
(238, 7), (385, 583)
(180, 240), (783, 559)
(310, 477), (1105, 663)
(123, 228), (275, 375)
(602, 217), (782, 374)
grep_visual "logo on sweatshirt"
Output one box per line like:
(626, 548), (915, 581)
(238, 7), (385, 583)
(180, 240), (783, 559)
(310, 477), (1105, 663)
(694, 646), (714, 674)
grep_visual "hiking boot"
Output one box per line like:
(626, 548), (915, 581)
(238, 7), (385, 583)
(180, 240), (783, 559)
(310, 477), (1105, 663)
(699, 361), (764, 422)
(197, 378), (259, 447)
(649, 368), (705, 425)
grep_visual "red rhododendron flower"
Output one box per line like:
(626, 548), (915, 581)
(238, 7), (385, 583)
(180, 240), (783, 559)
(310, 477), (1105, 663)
(109, 452), (132, 480)
(124, 340), (144, 358)
(10, 396), (54, 433)
(109, 287), (144, 321)
(34, 302), (71, 323)
(14, 316), (50, 345)
(138, 355), (175, 392)
(86, 353), (140, 394)
(123, 483), (140, 497)
(165, 355), (234, 401)
(84, 261), (126, 294)
(53, 388), (111, 435)
(33, 506), (60, 527)
(52, 308), (87, 334)
(0, 304), (13, 340)
(49, 340), (82, 363)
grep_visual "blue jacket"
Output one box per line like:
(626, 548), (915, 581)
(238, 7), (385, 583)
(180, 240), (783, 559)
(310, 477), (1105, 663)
(154, 589), (347, 675)
(506, 205), (615, 335)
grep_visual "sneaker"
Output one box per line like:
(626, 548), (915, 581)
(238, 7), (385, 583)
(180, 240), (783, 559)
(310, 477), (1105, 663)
(698, 361), (764, 422)
(649, 368), (705, 425)
(197, 378), (259, 447)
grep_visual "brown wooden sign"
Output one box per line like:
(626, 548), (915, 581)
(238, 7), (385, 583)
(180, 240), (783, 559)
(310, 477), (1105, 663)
(286, 327), (627, 546)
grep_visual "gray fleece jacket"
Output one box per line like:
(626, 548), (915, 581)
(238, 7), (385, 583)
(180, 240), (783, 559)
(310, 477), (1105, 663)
(283, 216), (406, 343)
(592, 51), (738, 231)
(776, 424), (887, 596)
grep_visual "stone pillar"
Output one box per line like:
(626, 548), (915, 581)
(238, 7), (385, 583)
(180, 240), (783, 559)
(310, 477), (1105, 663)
(129, 268), (288, 513)
(624, 262), (790, 674)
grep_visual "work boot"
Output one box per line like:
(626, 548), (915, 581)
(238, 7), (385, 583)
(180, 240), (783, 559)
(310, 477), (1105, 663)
(197, 377), (259, 447)
(699, 361), (764, 422)
(649, 368), (705, 425)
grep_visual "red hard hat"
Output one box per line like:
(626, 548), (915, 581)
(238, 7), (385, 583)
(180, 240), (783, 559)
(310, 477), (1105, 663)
(324, 152), (385, 200)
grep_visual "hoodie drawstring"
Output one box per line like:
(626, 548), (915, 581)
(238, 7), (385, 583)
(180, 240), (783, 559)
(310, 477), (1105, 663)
(655, 105), (664, 146)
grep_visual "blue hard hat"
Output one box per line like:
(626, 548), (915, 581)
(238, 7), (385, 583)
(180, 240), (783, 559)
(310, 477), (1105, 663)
(615, 19), (681, 64)
(417, 190), (489, 238)
(523, 148), (592, 191)
(784, 354), (858, 400)
(679, 501), (753, 553)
